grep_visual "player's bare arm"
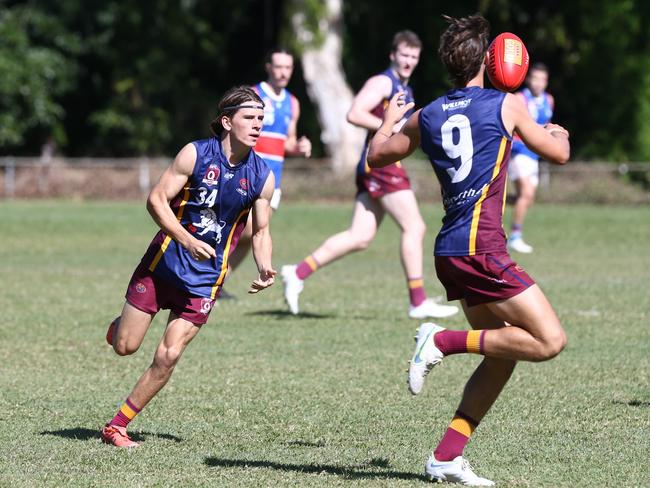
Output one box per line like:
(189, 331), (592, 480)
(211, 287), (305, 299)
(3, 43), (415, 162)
(367, 91), (419, 168)
(249, 172), (277, 293)
(346, 74), (394, 131)
(503, 93), (570, 163)
(284, 98), (312, 157)
(147, 143), (216, 261)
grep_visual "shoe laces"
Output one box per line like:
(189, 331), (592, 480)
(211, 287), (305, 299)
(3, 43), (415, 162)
(106, 425), (129, 440)
(460, 458), (474, 472)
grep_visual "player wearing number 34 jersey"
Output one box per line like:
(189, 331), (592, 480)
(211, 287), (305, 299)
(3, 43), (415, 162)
(368, 15), (570, 485)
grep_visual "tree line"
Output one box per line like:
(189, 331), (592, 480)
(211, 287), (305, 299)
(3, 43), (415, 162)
(2, 0), (649, 162)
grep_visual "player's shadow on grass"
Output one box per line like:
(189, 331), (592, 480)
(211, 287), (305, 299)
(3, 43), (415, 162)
(204, 457), (426, 481)
(40, 427), (182, 443)
(612, 399), (650, 407)
(246, 309), (336, 319)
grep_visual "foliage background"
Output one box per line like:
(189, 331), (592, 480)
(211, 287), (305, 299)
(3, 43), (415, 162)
(2, 0), (650, 161)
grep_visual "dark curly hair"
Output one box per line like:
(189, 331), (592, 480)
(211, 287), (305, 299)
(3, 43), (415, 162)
(438, 14), (490, 87)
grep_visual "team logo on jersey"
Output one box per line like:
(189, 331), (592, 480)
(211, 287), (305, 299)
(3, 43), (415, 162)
(192, 209), (227, 243)
(135, 283), (147, 293)
(236, 178), (249, 196)
(202, 165), (220, 186)
(199, 298), (214, 315)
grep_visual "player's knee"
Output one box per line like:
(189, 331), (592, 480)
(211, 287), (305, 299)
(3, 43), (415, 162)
(154, 344), (184, 371)
(403, 218), (426, 240)
(113, 339), (139, 356)
(537, 329), (567, 361)
(351, 234), (373, 251)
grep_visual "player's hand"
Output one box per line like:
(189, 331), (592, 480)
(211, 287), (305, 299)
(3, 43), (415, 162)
(186, 238), (216, 261)
(384, 91), (415, 129)
(544, 123), (570, 138)
(297, 136), (312, 158)
(247, 267), (277, 294)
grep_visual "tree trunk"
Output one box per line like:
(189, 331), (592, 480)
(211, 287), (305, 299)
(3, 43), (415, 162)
(291, 0), (366, 174)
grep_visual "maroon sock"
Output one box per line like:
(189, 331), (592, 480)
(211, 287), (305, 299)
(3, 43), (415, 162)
(408, 278), (426, 307)
(434, 411), (479, 461)
(434, 329), (485, 355)
(296, 255), (319, 280)
(109, 398), (141, 428)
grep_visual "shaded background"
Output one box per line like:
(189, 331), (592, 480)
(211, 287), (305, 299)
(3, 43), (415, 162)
(2, 0), (650, 162)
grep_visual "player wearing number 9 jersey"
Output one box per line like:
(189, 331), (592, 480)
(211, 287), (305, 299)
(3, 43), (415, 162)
(368, 15), (570, 485)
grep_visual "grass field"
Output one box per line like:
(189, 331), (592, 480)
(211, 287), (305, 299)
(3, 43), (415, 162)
(0, 200), (648, 487)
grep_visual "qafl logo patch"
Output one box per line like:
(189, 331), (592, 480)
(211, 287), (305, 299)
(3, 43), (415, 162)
(135, 283), (147, 294)
(200, 298), (213, 315)
(202, 165), (220, 186)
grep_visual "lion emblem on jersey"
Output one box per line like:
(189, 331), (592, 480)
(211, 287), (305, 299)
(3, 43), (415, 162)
(192, 209), (227, 243)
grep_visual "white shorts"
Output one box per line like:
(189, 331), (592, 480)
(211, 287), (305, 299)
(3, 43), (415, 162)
(270, 188), (282, 210)
(508, 153), (539, 186)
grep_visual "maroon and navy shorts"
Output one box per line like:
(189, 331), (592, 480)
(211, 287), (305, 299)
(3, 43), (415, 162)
(435, 252), (535, 307)
(125, 263), (215, 325)
(356, 164), (412, 199)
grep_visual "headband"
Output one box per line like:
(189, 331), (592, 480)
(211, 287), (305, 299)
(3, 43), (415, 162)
(221, 103), (264, 112)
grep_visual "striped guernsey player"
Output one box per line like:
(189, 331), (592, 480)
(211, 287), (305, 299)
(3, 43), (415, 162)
(100, 86), (276, 448)
(282, 31), (458, 319)
(225, 48), (311, 282)
(367, 16), (570, 485)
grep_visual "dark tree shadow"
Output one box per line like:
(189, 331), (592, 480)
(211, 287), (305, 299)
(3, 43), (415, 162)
(612, 399), (650, 407)
(245, 309), (336, 319)
(40, 427), (182, 443)
(204, 457), (426, 481)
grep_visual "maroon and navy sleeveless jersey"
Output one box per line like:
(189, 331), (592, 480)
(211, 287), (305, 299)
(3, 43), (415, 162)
(419, 86), (512, 256)
(356, 68), (415, 179)
(143, 137), (271, 299)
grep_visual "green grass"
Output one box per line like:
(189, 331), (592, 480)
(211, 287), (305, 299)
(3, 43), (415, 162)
(0, 200), (648, 487)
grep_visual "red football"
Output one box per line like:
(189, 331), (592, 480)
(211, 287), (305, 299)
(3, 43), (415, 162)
(487, 32), (529, 92)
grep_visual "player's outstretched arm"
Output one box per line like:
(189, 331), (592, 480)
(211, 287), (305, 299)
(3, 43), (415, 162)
(367, 91), (419, 168)
(249, 172), (277, 293)
(504, 93), (570, 164)
(147, 143), (216, 261)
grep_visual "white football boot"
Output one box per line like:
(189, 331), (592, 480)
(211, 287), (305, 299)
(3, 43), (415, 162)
(408, 322), (445, 395)
(281, 265), (304, 315)
(409, 298), (459, 319)
(425, 455), (495, 486)
(507, 236), (533, 254)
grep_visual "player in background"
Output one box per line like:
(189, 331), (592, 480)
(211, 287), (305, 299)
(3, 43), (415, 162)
(507, 63), (554, 253)
(281, 30), (458, 319)
(367, 16), (569, 485)
(100, 86), (276, 448)
(225, 48), (311, 283)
